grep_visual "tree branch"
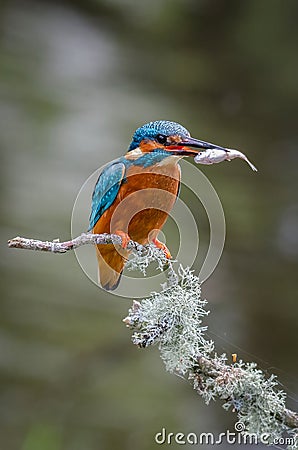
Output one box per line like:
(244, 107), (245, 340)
(193, 354), (298, 430)
(7, 232), (298, 445)
(7, 233), (178, 287)
(124, 266), (298, 445)
(7, 233), (146, 254)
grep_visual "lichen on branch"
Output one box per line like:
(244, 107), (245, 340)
(123, 252), (298, 448)
(124, 265), (213, 373)
(7, 232), (298, 447)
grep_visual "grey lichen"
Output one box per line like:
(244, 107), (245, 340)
(125, 265), (213, 373)
(6, 231), (298, 447)
(125, 244), (169, 275)
(124, 250), (298, 448)
(191, 359), (289, 443)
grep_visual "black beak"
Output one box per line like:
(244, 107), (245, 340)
(174, 136), (228, 156)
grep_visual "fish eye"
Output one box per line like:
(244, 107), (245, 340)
(156, 134), (168, 145)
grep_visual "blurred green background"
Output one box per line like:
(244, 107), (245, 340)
(1, 0), (298, 449)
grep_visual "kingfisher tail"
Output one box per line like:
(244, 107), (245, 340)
(96, 244), (129, 291)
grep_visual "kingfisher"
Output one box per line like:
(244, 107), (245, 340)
(89, 120), (227, 290)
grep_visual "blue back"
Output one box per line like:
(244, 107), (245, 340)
(89, 161), (125, 230)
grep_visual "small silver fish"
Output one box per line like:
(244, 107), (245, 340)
(194, 148), (257, 172)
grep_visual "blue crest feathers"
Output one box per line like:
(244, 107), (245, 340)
(128, 120), (190, 150)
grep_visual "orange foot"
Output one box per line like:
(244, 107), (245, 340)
(152, 238), (172, 259)
(115, 230), (131, 249)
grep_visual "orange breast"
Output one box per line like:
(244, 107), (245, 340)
(93, 160), (181, 244)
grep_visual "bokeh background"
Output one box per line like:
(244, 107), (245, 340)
(1, 0), (298, 449)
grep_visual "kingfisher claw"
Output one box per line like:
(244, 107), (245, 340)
(115, 230), (131, 249)
(152, 238), (172, 259)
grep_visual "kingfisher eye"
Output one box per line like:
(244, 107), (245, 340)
(156, 134), (168, 145)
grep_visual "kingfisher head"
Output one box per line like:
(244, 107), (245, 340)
(127, 120), (227, 159)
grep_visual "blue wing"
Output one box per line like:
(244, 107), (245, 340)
(88, 161), (126, 230)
